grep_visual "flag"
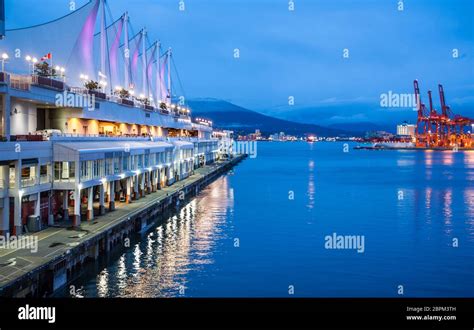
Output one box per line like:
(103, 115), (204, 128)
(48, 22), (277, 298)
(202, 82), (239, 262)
(40, 53), (52, 61)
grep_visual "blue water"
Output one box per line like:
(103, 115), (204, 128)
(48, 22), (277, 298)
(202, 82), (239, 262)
(64, 142), (474, 297)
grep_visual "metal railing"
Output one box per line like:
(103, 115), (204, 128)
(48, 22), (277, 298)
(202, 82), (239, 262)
(40, 174), (51, 184)
(10, 74), (31, 91)
(31, 75), (65, 91)
(21, 176), (37, 187)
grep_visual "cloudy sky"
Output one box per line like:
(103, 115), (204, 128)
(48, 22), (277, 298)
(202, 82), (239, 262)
(5, 0), (474, 124)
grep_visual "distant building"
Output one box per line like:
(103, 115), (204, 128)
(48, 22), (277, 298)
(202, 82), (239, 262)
(365, 131), (394, 140)
(397, 122), (416, 138)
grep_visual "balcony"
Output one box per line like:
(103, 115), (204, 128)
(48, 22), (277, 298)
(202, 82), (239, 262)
(89, 90), (107, 100)
(11, 134), (46, 142)
(32, 75), (65, 91)
(21, 176), (37, 188)
(10, 74), (31, 91)
(120, 98), (134, 107)
(40, 175), (51, 184)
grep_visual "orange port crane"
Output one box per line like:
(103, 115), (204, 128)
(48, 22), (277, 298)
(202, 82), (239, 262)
(414, 80), (430, 147)
(414, 80), (473, 148)
(439, 84), (472, 147)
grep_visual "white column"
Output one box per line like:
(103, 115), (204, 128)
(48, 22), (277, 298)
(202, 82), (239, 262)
(73, 188), (81, 227)
(157, 168), (161, 189)
(0, 165), (10, 234)
(109, 181), (115, 211)
(48, 191), (54, 226)
(35, 192), (41, 216)
(35, 162), (40, 185)
(140, 173), (145, 197)
(63, 190), (69, 220)
(14, 195), (21, 235)
(147, 171), (152, 193)
(14, 160), (22, 235)
(99, 184), (105, 215)
(133, 175), (139, 199)
(126, 177), (132, 203)
(87, 187), (94, 220)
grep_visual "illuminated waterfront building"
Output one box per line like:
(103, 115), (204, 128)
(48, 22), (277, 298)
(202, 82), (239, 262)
(0, 0), (223, 235)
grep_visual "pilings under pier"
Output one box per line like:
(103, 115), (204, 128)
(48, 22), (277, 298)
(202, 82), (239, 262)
(0, 155), (246, 297)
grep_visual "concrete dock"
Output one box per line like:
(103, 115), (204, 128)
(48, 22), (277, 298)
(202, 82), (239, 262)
(0, 155), (246, 297)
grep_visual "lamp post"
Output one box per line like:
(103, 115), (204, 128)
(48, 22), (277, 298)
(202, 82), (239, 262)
(1, 53), (9, 72)
(55, 66), (66, 82)
(26, 55), (33, 74)
(60, 67), (66, 82)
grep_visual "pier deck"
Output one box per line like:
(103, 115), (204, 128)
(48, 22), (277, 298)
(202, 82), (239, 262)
(0, 155), (245, 296)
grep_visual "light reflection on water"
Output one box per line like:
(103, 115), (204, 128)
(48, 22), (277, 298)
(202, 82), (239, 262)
(92, 177), (233, 298)
(65, 143), (474, 297)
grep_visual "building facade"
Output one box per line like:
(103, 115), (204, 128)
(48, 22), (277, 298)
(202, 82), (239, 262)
(0, 73), (221, 236)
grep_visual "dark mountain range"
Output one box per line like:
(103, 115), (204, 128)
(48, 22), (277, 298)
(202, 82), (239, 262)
(187, 98), (355, 137)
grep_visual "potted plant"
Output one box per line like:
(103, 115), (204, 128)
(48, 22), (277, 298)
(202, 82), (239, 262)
(33, 61), (64, 90)
(34, 61), (56, 77)
(136, 96), (154, 110)
(118, 89), (130, 99)
(84, 80), (106, 100)
(159, 102), (169, 114)
(113, 88), (133, 106)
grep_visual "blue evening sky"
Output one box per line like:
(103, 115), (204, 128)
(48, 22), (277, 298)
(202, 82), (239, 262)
(4, 0), (474, 121)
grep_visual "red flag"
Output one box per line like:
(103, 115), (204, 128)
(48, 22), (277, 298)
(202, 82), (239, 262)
(40, 53), (52, 61)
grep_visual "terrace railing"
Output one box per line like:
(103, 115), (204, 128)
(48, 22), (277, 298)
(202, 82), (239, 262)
(40, 175), (51, 184)
(31, 75), (65, 91)
(10, 74), (31, 91)
(21, 176), (37, 188)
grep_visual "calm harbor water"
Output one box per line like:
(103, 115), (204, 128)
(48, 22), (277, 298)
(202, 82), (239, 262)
(59, 142), (474, 297)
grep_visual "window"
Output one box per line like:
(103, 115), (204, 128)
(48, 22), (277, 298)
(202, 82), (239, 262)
(122, 155), (130, 171)
(54, 162), (75, 182)
(40, 164), (48, 176)
(138, 155), (143, 168)
(105, 158), (114, 175)
(114, 157), (120, 174)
